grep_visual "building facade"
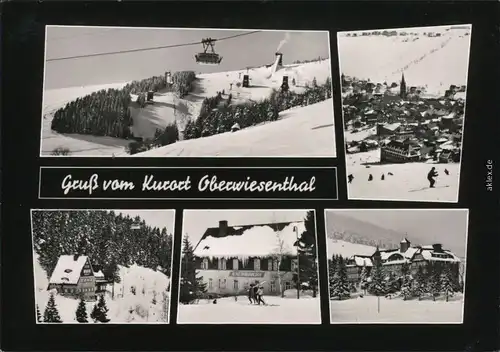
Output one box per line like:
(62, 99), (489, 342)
(193, 220), (303, 296)
(47, 255), (108, 301)
(380, 139), (421, 163)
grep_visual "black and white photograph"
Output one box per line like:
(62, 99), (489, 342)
(31, 209), (175, 323)
(325, 209), (468, 324)
(41, 26), (335, 158)
(177, 209), (321, 324)
(340, 24), (471, 202)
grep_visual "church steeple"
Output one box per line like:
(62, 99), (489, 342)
(400, 72), (407, 99)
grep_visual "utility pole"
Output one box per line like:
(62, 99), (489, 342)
(294, 226), (300, 299)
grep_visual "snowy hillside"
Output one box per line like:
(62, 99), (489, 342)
(194, 222), (305, 258)
(40, 59), (333, 157)
(34, 252), (170, 323)
(338, 26), (471, 96)
(134, 98), (335, 157)
(346, 149), (460, 202)
(327, 239), (376, 259)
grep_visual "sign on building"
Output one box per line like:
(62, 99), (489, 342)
(229, 271), (265, 278)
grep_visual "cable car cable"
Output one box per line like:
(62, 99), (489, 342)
(46, 30), (261, 62)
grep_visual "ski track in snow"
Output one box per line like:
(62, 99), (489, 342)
(330, 294), (464, 323)
(178, 295), (321, 324)
(40, 60), (333, 157)
(346, 149), (460, 202)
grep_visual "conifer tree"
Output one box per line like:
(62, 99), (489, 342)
(412, 266), (426, 300)
(440, 265), (455, 302)
(43, 293), (62, 323)
(75, 297), (89, 323)
(328, 255), (338, 299)
(368, 258), (386, 297)
(428, 263), (442, 301)
(400, 274), (413, 301)
(36, 304), (42, 323)
(91, 295), (110, 323)
(297, 211), (318, 297)
(179, 235), (207, 304)
(359, 265), (369, 293)
(331, 256), (350, 300)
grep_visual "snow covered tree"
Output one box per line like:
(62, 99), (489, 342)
(160, 291), (169, 322)
(440, 265), (455, 302)
(428, 263), (442, 301)
(400, 275), (413, 301)
(412, 266), (427, 300)
(297, 211), (318, 297)
(36, 304), (42, 323)
(90, 295), (110, 323)
(179, 235), (207, 304)
(331, 256), (350, 300)
(43, 293), (62, 323)
(328, 255), (338, 298)
(359, 265), (369, 293)
(271, 222), (287, 297)
(368, 258), (386, 297)
(75, 297), (89, 323)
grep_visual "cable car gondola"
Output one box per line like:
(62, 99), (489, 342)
(195, 38), (223, 65)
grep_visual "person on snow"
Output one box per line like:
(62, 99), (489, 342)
(427, 167), (438, 188)
(252, 284), (260, 304)
(248, 283), (256, 304)
(388, 172), (394, 176)
(256, 285), (266, 305)
(444, 168), (449, 175)
(348, 174), (354, 183)
(368, 174), (373, 181)
(381, 174), (385, 180)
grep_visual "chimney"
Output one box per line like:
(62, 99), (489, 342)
(400, 238), (410, 253)
(275, 52), (283, 66)
(73, 254), (79, 261)
(218, 220), (228, 237)
(432, 243), (443, 252)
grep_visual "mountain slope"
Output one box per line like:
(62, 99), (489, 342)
(41, 59), (332, 157)
(133, 98), (335, 157)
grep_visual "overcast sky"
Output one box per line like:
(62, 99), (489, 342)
(331, 209), (469, 257)
(44, 26), (330, 90)
(182, 209), (309, 248)
(116, 210), (175, 233)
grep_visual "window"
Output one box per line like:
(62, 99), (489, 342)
(268, 259), (273, 271)
(285, 281), (292, 290)
(209, 278), (213, 289)
(218, 258), (227, 270)
(254, 258), (260, 271)
(273, 260), (279, 271)
(291, 259), (298, 271)
(202, 258), (209, 270)
(219, 279), (226, 289)
(270, 281), (276, 292)
(233, 258), (239, 270)
(234, 280), (239, 291)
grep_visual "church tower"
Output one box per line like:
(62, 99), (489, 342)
(400, 72), (407, 99)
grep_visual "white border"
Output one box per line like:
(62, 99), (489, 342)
(39, 25), (336, 159)
(30, 208), (176, 325)
(38, 166), (339, 200)
(323, 208), (470, 325)
(176, 209), (322, 325)
(337, 24), (472, 203)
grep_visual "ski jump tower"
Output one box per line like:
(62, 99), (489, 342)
(270, 52), (283, 75)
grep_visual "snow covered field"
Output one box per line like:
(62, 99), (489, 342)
(135, 99), (335, 157)
(40, 59), (334, 157)
(330, 294), (464, 323)
(178, 294), (321, 324)
(338, 26), (471, 95)
(346, 149), (460, 202)
(34, 253), (171, 323)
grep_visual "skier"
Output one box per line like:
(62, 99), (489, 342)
(348, 174), (354, 183)
(368, 174), (373, 181)
(248, 283), (256, 304)
(256, 285), (266, 305)
(444, 168), (449, 175)
(427, 167), (438, 188)
(388, 172), (394, 176)
(381, 174), (385, 180)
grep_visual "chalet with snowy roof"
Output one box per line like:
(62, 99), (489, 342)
(47, 255), (109, 301)
(345, 238), (461, 284)
(380, 138), (421, 163)
(193, 220), (304, 296)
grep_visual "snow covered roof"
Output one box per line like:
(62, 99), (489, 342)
(353, 255), (373, 267)
(49, 255), (91, 285)
(94, 270), (105, 280)
(383, 122), (402, 131)
(194, 221), (305, 258)
(421, 248), (460, 262)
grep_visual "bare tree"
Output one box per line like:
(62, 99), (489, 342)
(270, 212), (287, 298)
